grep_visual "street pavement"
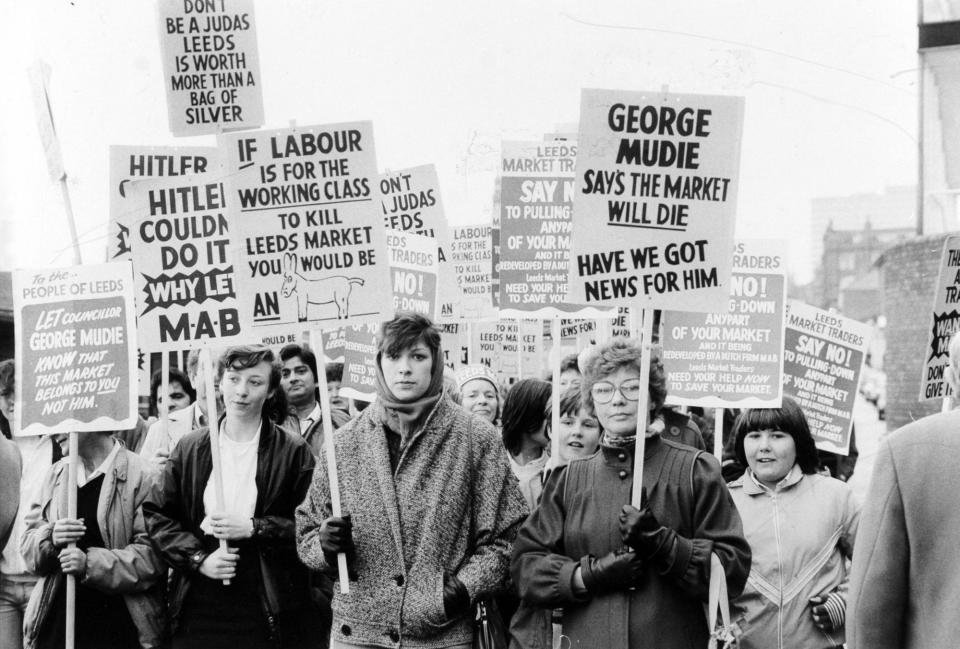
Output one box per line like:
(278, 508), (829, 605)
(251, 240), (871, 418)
(847, 394), (887, 505)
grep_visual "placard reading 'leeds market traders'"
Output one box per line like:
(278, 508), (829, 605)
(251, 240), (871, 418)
(919, 234), (960, 401)
(783, 300), (871, 456)
(499, 140), (582, 315)
(13, 263), (139, 437)
(379, 165), (462, 321)
(662, 240), (787, 409)
(568, 89), (744, 312)
(386, 231), (438, 319)
(219, 122), (392, 334)
(128, 174), (248, 350)
(157, 0), (264, 136)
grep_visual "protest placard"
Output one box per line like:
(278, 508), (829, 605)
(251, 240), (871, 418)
(469, 320), (542, 384)
(437, 323), (467, 370)
(379, 165), (462, 320)
(219, 122), (392, 334)
(339, 323), (379, 402)
(318, 327), (346, 364)
(109, 146), (217, 261)
(919, 235), (960, 400)
(662, 240), (787, 408)
(611, 307), (632, 338)
(499, 140), (581, 315)
(783, 300), (872, 455)
(568, 89), (744, 312)
(128, 175), (248, 350)
(386, 231), (438, 319)
(13, 262), (138, 436)
(450, 224), (497, 321)
(157, 0), (264, 136)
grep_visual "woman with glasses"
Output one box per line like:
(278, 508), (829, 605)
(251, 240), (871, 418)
(510, 337), (751, 649)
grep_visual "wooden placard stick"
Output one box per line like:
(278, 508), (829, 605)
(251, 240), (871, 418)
(312, 330), (351, 593)
(631, 308), (655, 508)
(201, 349), (230, 585)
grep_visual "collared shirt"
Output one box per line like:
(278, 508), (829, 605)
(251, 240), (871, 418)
(298, 402), (321, 437)
(745, 463), (804, 494)
(77, 440), (122, 487)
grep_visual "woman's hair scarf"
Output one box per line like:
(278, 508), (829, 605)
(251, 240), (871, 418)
(374, 345), (446, 435)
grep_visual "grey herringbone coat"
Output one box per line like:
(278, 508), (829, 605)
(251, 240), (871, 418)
(296, 395), (528, 648)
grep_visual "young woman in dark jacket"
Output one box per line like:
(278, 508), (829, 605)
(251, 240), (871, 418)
(144, 345), (317, 649)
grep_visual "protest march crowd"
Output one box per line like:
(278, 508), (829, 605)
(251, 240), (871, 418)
(3, 312), (959, 649)
(5, 4), (958, 649)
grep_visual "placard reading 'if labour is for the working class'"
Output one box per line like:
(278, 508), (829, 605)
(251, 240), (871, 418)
(219, 122), (392, 334)
(13, 262), (139, 436)
(919, 234), (960, 401)
(451, 224), (497, 321)
(158, 0), (264, 136)
(662, 240), (787, 409)
(568, 89), (744, 312)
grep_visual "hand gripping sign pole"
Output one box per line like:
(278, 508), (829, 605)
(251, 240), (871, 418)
(201, 349), (231, 585)
(313, 330), (351, 593)
(631, 308), (655, 509)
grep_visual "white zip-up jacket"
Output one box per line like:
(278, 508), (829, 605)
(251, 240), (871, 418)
(728, 466), (859, 649)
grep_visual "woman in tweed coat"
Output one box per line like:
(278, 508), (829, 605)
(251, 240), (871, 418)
(296, 313), (528, 649)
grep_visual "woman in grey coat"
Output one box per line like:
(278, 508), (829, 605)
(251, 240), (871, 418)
(297, 313), (528, 649)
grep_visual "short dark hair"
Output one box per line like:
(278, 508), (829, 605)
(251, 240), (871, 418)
(501, 378), (552, 456)
(279, 343), (318, 382)
(560, 354), (580, 375)
(732, 396), (820, 474)
(580, 337), (666, 412)
(326, 362), (344, 383)
(377, 312), (441, 362)
(0, 359), (14, 397)
(559, 386), (584, 418)
(222, 345), (288, 425)
(149, 367), (196, 417)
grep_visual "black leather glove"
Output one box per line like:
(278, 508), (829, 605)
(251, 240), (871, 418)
(442, 572), (471, 619)
(579, 550), (644, 595)
(319, 515), (354, 560)
(619, 492), (677, 563)
(319, 514), (358, 580)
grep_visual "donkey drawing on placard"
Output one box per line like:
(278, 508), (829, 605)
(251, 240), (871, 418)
(280, 252), (365, 321)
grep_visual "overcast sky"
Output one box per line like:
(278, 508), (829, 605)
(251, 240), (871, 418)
(0, 1), (918, 283)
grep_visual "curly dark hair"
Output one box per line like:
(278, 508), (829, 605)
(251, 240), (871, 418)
(579, 338), (666, 413)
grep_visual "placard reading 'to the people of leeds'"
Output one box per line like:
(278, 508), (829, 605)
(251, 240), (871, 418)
(13, 262), (139, 436)
(568, 89), (744, 312)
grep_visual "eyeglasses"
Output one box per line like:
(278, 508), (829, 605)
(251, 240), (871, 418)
(590, 378), (642, 404)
